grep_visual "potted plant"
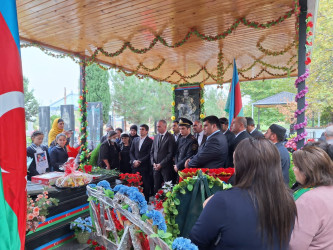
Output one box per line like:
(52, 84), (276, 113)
(70, 217), (93, 244)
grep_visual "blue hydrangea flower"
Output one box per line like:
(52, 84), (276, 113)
(97, 180), (111, 189)
(146, 210), (167, 232)
(172, 237), (198, 250)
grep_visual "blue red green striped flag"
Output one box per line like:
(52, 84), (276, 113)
(225, 59), (244, 127)
(0, 1), (27, 249)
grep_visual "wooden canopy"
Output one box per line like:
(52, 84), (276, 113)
(17, 0), (299, 85)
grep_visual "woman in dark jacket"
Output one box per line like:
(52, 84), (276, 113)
(190, 138), (297, 250)
(119, 133), (132, 174)
(27, 131), (50, 180)
(98, 131), (120, 170)
(49, 133), (68, 172)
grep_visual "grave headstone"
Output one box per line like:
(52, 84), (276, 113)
(60, 105), (75, 146)
(87, 102), (103, 150)
(38, 106), (50, 145)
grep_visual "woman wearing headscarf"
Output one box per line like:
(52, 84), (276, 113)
(48, 118), (72, 147)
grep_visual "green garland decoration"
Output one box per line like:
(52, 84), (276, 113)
(21, 2), (298, 60)
(163, 174), (232, 239)
(21, 0), (300, 86)
(200, 83), (205, 119)
(78, 84), (89, 169)
(257, 39), (296, 56)
(216, 50), (224, 88)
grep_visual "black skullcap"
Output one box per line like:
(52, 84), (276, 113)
(269, 124), (286, 142)
(130, 125), (138, 131)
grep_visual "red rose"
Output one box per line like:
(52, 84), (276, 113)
(306, 13), (313, 18)
(158, 190), (164, 195)
(92, 240), (98, 246)
(84, 165), (92, 173)
(306, 21), (313, 28)
(87, 239), (92, 244)
(305, 57), (311, 65)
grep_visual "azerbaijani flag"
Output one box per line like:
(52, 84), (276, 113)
(0, 1), (27, 249)
(225, 59), (244, 127)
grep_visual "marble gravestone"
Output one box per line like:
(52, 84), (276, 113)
(87, 102), (103, 150)
(38, 106), (50, 145)
(60, 105), (75, 146)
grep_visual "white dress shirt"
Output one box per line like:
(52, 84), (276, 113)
(139, 136), (147, 151)
(196, 130), (205, 146)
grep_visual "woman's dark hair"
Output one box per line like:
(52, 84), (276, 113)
(31, 130), (44, 139)
(292, 146), (333, 187)
(234, 138), (296, 248)
(58, 118), (64, 123)
(305, 141), (333, 160)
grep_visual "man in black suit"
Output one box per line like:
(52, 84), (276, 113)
(229, 117), (251, 167)
(130, 124), (153, 201)
(193, 120), (207, 147)
(174, 118), (198, 172)
(265, 124), (290, 185)
(219, 117), (235, 168)
(185, 116), (228, 169)
(246, 117), (264, 138)
(172, 120), (181, 142)
(150, 120), (176, 193)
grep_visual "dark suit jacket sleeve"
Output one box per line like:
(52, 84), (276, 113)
(138, 139), (152, 163)
(130, 139), (136, 163)
(188, 137), (221, 167)
(150, 137), (156, 165)
(159, 134), (176, 168)
(177, 140), (198, 171)
(190, 192), (227, 248)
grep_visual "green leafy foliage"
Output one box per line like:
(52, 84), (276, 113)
(110, 71), (172, 125)
(289, 152), (296, 188)
(89, 143), (101, 166)
(203, 87), (227, 118)
(307, 0), (333, 124)
(85, 64), (111, 123)
(23, 77), (39, 122)
(240, 78), (296, 128)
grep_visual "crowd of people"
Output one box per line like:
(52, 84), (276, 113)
(27, 115), (333, 249)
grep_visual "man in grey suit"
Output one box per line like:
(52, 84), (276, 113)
(150, 120), (176, 193)
(185, 116), (228, 169)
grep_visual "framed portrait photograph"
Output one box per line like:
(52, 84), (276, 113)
(175, 85), (201, 121)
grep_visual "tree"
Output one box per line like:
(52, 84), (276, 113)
(306, 0), (333, 124)
(240, 77), (297, 127)
(24, 77), (39, 122)
(110, 71), (172, 125)
(204, 86), (227, 118)
(85, 64), (111, 123)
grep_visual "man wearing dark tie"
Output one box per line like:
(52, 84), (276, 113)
(246, 117), (264, 138)
(150, 120), (176, 193)
(185, 116), (228, 169)
(172, 120), (181, 142)
(174, 118), (198, 173)
(130, 124), (153, 201)
(219, 117), (235, 168)
(193, 120), (207, 147)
